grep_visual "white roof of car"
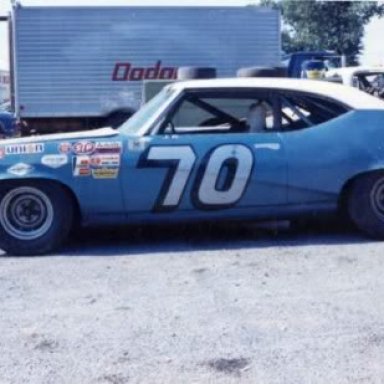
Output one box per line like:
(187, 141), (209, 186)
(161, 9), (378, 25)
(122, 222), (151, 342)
(169, 78), (384, 110)
(327, 66), (384, 76)
(325, 66), (384, 87)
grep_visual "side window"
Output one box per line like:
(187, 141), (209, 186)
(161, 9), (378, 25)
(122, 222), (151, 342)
(279, 92), (350, 131)
(162, 91), (275, 134)
(172, 99), (222, 131)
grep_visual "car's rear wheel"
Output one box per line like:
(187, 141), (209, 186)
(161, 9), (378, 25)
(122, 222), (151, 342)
(348, 172), (384, 239)
(0, 181), (74, 255)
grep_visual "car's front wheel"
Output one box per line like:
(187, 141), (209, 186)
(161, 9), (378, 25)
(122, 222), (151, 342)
(0, 181), (74, 255)
(348, 172), (384, 239)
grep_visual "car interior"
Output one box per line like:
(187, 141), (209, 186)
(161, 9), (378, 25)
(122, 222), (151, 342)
(159, 89), (350, 134)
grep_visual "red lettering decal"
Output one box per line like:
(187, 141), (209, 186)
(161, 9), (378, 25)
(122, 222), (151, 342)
(112, 63), (131, 81)
(144, 60), (161, 79)
(160, 67), (176, 80)
(130, 67), (145, 81)
(112, 61), (178, 81)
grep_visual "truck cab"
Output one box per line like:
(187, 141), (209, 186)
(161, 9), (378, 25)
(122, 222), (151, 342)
(283, 51), (342, 78)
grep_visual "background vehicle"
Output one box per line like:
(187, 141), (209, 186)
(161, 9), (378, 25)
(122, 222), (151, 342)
(7, 4), (280, 134)
(0, 102), (17, 138)
(1, 79), (384, 255)
(325, 66), (384, 98)
(282, 51), (342, 78)
(300, 60), (327, 79)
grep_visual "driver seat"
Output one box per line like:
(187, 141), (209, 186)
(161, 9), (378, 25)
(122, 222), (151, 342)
(247, 102), (267, 133)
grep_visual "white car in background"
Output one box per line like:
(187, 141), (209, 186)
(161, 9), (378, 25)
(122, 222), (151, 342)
(325, 66), (384, 98)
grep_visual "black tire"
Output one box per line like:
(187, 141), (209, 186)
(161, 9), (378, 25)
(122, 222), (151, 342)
(237, 66), (286, 78)
(177, 67), (217, 80)
(0, 181), (74, 255)
(348, 172), (384, 239)
(272, 66), (288, 77)
(105, 109), (135, 129)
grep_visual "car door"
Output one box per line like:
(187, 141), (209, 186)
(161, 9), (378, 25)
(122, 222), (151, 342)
(277, 91), (353, 205)
(120, 88), (288, 221)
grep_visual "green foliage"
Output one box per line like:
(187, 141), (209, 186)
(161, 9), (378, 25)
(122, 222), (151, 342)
(260, 0), (384, 64)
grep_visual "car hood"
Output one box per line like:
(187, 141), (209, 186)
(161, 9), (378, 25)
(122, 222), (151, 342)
(0, 127), (118, 144)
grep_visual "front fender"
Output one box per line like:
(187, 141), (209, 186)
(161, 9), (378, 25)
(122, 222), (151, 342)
(0, 161), (124, 222)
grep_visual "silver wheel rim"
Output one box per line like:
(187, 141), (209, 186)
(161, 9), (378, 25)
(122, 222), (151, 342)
(0, 187), (54, 240)
(370, 178), (384, 221)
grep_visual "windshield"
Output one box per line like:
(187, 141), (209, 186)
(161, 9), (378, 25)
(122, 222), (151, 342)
(303, 60), (326, 71)
(322, 57), (341, 69)
(119, 87), (176, 135)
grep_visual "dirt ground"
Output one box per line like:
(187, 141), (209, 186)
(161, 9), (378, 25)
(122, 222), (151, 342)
(1, 222), (384, 384)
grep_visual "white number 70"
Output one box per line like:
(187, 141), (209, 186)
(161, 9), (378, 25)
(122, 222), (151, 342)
(139, 144), (254, 212)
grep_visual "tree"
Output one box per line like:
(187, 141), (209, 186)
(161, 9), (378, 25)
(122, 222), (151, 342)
(259, 0), (384, 64)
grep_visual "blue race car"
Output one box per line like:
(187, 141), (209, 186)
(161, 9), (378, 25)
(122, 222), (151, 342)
(1, 78), (384, 255)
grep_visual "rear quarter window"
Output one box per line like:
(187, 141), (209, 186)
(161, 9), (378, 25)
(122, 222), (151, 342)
(278, 91), (351, 131)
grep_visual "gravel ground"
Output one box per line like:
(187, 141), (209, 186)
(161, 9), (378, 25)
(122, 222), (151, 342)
(1, 222), (384, 384)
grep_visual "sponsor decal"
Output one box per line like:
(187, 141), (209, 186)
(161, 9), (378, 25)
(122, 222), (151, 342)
(73, 155), (91, 177)
(41, 154), (68, 169)
(7, 163), (34, 177)
(72, 141), (96, 155)
(61, 141), (122, 155)
(5, 143), (44, 155)
(77, 156), (91, 167)
(92, 168), (119, 179)
(90, 154), (120, 168)
(94, 142), (122, 154)
(77, 168), (91, 177)
(73, 153), (120, 178)
(59, 142), (72, 154)
(112, 60), (178, 82)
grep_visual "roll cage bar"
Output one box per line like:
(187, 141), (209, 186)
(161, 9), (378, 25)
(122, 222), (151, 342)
(155, 88), (350, 134)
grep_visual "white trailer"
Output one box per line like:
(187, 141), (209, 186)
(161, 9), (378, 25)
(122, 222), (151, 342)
(10, 4), (281, 133)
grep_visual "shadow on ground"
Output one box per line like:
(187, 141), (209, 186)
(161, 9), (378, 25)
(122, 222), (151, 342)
(57, 217), (371, 257)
